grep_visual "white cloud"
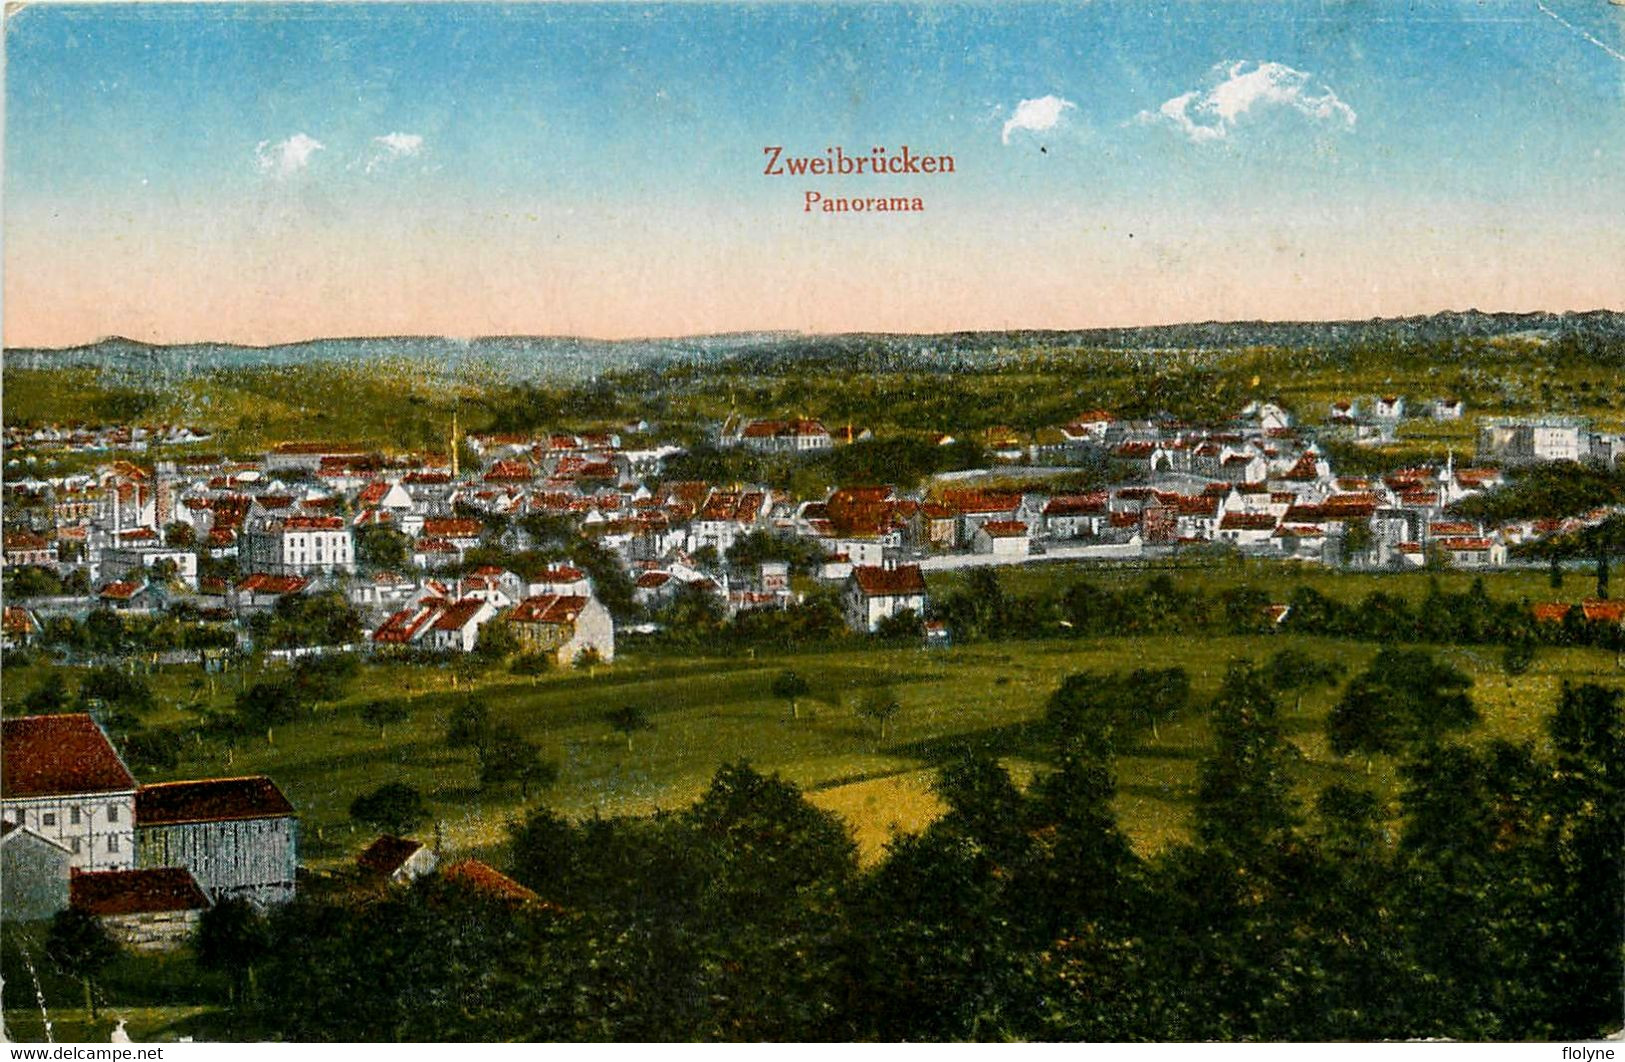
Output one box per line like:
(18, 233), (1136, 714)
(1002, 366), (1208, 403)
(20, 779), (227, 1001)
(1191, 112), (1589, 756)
(1001, 95), (1076, 145)
(368, 131), (425, 171)
(1140, 61), (1355, 143)
(254, 133), (324, 178)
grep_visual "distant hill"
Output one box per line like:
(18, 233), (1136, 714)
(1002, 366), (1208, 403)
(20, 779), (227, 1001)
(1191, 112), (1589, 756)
(6, 310), (1622, 381)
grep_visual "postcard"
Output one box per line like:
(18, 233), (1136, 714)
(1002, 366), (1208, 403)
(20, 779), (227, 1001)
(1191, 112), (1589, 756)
(1, 0), (1622, 1046)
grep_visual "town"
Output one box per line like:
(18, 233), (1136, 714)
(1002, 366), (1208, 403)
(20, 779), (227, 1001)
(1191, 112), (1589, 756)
(2, 341), (1622, 1042)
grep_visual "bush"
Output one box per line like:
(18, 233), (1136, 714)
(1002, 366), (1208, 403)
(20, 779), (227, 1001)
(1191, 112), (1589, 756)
(349, 782), (430, 835)
(510, 653), (553, 676)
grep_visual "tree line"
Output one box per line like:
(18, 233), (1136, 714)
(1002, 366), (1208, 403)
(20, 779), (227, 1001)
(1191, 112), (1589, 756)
(169, 663), (1621, 1041)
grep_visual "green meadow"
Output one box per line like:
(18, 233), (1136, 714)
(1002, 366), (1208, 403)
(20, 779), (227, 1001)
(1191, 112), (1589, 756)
(6, 630), (1614, 871)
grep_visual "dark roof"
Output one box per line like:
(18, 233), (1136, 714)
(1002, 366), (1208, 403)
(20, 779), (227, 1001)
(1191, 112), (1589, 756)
(357, 835), (426, 876)
(71, 868), (210, 916)
(136, 776), (295, 826)
(851, 564), (927, 597)
(1, 714), (136, 799)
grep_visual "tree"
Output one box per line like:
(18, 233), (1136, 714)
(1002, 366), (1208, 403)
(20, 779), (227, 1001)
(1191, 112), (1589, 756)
(475, 618), (520, 662)
(1501, 640), (1536, 676)
(606, 704), (654, 751)
(445, 698), (491, 748)
(7, 566), (62, 598)
(163, 521), (196, 549)
(1326, 649), (1478, 771)
(359, 698), (410, 738)
(1195, 660), (1299, 855)
(195, 897), (271, 1004)
(855, 688), (901, 743)
(23, 669), (70, 713)
(349, 782), (430, 835)
(874, 607), (924, 642)
(771, 670), (811, 720)
(235, 679), (305, 742)
(355, 525), (410, 574)
(78, 665), (154, 713)
(1265, 648), (1346, 712)
(477, 725), (557, 799)
(44, 908), (118, 1018)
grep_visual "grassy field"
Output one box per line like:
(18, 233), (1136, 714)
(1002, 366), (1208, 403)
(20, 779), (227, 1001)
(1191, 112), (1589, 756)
(6, 630), (1615, 871)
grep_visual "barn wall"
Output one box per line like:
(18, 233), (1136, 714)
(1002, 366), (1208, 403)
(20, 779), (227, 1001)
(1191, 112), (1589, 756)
(137, 817), (298, 905)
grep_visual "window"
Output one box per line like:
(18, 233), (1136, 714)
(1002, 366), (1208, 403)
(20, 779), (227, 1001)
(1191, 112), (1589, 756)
(108, 835), (119, 853)
(107, 804), (119, 822)
(42, 812), (56, 827)
(70, 806), (81, 825)
(71, 838), (82, 854)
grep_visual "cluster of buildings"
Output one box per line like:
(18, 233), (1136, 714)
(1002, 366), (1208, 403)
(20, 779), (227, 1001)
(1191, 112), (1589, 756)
(2, 403), (1621, 655)
(0, 713), (297, 948)
(0, 713), (549, 948)
(3, 422), (214, 459)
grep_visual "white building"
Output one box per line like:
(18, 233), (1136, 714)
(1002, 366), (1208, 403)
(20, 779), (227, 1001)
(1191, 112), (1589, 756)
(844, 564), (929, 633)
(0, 714), (137, 872)
(244, 515), (355, 575)
(1476, 417), (1589, 465)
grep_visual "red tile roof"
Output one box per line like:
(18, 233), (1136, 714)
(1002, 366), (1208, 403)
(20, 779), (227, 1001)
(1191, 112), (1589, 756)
(99, 581), (144, 601)
(1220, 513), (1279, 531)
(136, 776), (295, 826)
(373, 604), (443, 644)
(510, 594), (589, 624)
(236, 573), (310, 595)
(432, 598), (490, 631)
(941, 490), (1022, 515)
(279, 516), (345, 531)
(422, 518), (484, 539)
(357, 835), (426, 876)
(535, 566), (587, 584)
(1582, 600), (1625, 624)
(1044, 493), (1108, 516)
(441, 859), (541, 903)
(71, 868), (210, 916)
(1, 714), (135, 798)
(851, 564), (927, 596)
(979, 520), (1029, 537)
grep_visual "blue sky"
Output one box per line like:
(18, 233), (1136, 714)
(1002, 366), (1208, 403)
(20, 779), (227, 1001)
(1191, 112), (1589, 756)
(6, 1), (1623, 344)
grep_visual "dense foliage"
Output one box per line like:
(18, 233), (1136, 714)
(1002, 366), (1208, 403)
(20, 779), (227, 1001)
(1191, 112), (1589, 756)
(233, 674), (1622, 1042)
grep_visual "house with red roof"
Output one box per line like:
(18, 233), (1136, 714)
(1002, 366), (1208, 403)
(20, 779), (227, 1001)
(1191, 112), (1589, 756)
(1, 714), (137, 872)
(372, 600), (448, 647)
(244, 513), (355, 576)
(527, 565), (592, 598)
(3, 530), (57, 568)
(973, 520), (1031, 557)
(844, 563), (929, 633)
(1218, 511), (1281, 547)
(734, 418), (833, 454)
(231, 572), (311, 611)
(357, 835), (437, 885)
(136, 776), (298, 905)
(508, 593), (616, 665)
(2, 606), (41, 649)
(1433, 536), (1505, 568)
(427, 597), (500, 653)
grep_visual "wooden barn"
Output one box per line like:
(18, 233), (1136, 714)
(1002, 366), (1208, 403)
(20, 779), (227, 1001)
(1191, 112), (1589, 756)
(135, 776), (299, 906)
